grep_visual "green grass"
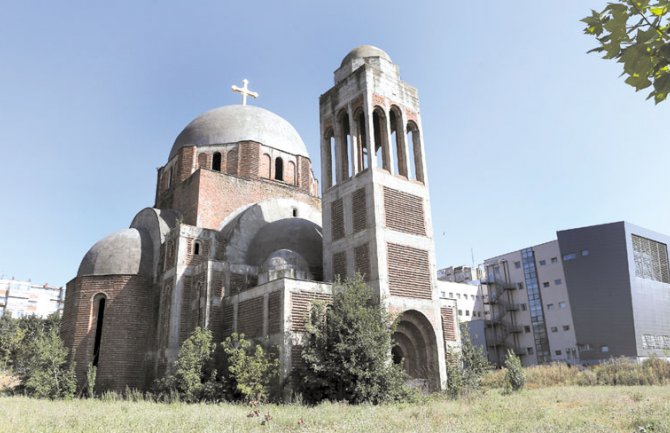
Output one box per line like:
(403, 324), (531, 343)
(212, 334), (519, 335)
(2, 386), (670, 432)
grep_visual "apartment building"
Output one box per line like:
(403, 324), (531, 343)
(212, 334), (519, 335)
(0, 279), (65, 318)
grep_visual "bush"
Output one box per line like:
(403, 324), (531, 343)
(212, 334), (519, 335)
(297, 275), (411, 404)
(221, 333), (278, 402)
(21, 327), (76, 399)
(503, 349), (525, 392)
(154, 327), (218, 402)
(445, 324), (491, 399)
(524, 363), (576, 388)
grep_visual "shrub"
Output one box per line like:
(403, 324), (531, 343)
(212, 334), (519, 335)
(297, 275), (411, 404)
(524, 363), (576, 388)
(221, 333), (278, 402)
(445, 323), (491, 398)
(154, 327), (218, 402)
(503, 349), (525, 392)
(21, 327), (76, 399)
(83, 363), (96, 398)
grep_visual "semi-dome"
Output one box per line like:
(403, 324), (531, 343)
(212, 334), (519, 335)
(77, 228), (153, 277)
(341, 45), (392, 67)
(170, 105), (309, 159)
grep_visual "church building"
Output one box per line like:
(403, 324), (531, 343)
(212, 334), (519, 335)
(61, 46), (458, 393)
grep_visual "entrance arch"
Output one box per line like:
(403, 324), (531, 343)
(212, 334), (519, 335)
(393, 310), (440, 390)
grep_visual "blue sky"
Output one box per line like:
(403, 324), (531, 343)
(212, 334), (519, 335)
(1, 1), (668, 286)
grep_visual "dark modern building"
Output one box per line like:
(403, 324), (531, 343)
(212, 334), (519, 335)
(558, 222), (670, 363)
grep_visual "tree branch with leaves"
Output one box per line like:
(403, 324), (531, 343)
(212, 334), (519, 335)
(582, 0), (670, 103)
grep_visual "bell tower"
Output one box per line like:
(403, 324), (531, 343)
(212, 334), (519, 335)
(319, 46), (446, 390)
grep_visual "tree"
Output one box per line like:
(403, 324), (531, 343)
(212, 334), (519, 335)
(445, 323), (491, 399)
(582, 0), (670, 103)
(297, 275), (411, 404)
(154, 327), (217, 402)
(21, 327), (76, 399)
(221, 333), (278, 402)
(503, 349), (525, 392)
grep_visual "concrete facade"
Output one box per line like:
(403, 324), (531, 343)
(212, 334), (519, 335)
(0, 279), (65, 318)
(61, 46), (458, 394)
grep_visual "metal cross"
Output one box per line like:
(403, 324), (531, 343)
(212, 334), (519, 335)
(231, 79), (259, 105)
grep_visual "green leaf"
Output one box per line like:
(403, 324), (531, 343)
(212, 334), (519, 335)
(650, 6), (668, 16)
(625, 74), (652, 90)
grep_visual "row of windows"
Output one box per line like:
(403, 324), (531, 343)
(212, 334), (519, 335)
(563, 249), (589, 261)
(514, 256), (559, 269)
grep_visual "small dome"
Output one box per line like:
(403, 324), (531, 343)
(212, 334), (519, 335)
(261, 249), (310, 274)
(341, 45), (392, 67)
(170, 105), (309, 160)
(78, 229), (152, 277)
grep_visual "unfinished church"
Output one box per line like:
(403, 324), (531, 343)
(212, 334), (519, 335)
(61, 45), (458, 394)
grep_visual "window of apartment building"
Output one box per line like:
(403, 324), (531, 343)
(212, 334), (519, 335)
(632, 234), (670, 283)
(551, 326), (558, 332)
(563, 253), (577, 261)
(554, 278), (562, 285)
(581, 249), (590, 257)
(579, 343), (592, 351)
(441, 291), (446, 298)
(551, 257), (558, 264)
(521, 303), (527, 311)
(527, 347), (534, 355)
(458, 309), (463, 316)
(524, 325), (531, 333)
(465, 310), (470, 316)
(555, 350), (562, 356)
(457, 293), (461, 299)
(601, 345), (609, 353)
(559, 301), (567, 309)
(514, 261), (521, 269)
(547, 303), (554, 310)
(449, 292), (454, 298)
(539, 259), (546, 266)
(542, 281), (550, 288)
(517, 282), (524, 290)
(563, 325), (570, 331)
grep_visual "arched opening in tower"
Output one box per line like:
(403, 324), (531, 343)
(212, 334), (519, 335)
(392, 309), (440, 390)
(212, 152), (222, 172)
(275, 157), (284, 181)
(92, 295), (107, 367)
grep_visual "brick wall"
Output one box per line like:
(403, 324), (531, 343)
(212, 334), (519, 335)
(352, 187), (367, 233)
(441, 307), (457, 342)
(331, 198), (344, 241)
(268, 291), (282, 335)
(387, 243), (432, 299)
(333, 251), (347, 280)
(383, 187), (426, 236)
(286, 161), (296, 185)
(61, 274), (156, 393)
(291, 291), (332, 332)
(354, 243), (370, 280)
(239, 141), (260, 178)
(237, 297), (264, 338)
(260, 153), (271, 178)
(226, 148), (239, 175)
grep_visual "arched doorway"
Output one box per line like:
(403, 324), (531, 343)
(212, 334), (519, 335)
(393, 310), (440, 390)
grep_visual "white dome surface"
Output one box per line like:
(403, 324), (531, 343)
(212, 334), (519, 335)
(170, 105), (309, 159)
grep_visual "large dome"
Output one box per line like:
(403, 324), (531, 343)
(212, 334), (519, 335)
(77, 228), (153, 277)
(170, 105), (309, 159)
(340, 45), (392, 67)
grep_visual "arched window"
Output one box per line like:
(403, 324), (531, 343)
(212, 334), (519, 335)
(325, 129), (336, 187)
(193, 240), (201, 255)
(275, 157), (284, 181)
(339, 111), (352, 180)
(406, 121), (424, 182)
(92, 294), (107, 367)
(356, 111), (368, 171)
(390, 107), (407, 177)
(212, 152), (222, 172)
(372, 108), (390, 171)
(167, 167), (173, 189)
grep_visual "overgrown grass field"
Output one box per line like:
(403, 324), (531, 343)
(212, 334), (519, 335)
(3, 385), (670, 433)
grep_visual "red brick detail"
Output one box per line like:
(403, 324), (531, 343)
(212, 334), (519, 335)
(352, 187), (367, 233)
(354, 243), (370, 280)
(383, 187), (426, 236)
(60, 275), (156, 393)
(441, 307), (457, 342)
(331, 198), (344, 241)
(372, 94), (386, 108)
(405, 109), (417, 122)
(177, 146), (196, 182)
(333, 251), (347, 280)
(226, 148), (238, 175)
(237, 297), (264, 338)
(238, 141), (260, 178)
(298, 156), (312, 193)
(268, 291), (282, 335)
(291, 291), (332, 332)
(291, 344), (304, 370)
(222, 304), (234, 337)
(260, 153), (271, 178)
(198, 152), (208, 169)
(286, 161), (296, 185)
(387, 243), (432, 299)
